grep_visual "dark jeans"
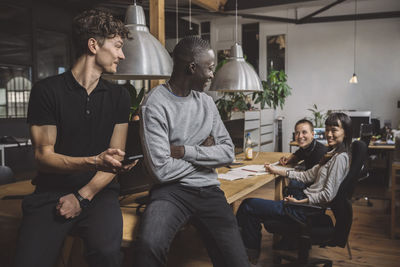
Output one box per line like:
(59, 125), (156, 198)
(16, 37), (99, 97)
(14, 188), (123, 267)
(236, 180), (307, 252)
(132, 183), (249, 267)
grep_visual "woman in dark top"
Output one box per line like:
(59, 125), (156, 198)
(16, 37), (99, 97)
(236, 113), (352, 265)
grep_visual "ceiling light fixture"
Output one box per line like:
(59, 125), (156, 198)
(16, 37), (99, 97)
(104, 1), (172, 80)
(209, 0), (262, 92)
(349, 0), (358, 84)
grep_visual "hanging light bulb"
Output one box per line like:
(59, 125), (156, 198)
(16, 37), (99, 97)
(349, 0), (358, 84)
(103, 2), (172, 80)
(349, 73), (358, 84)
(210, 0), (262, 92)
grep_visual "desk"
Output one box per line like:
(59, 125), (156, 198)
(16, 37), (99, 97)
(0, 140), (32, 166)
(0, 152), (289, 263)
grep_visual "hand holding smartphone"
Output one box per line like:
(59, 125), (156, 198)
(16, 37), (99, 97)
(120, 154), (143, 165)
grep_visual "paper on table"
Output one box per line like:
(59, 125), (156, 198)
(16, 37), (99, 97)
(218, 169), (252, 181)
(236, 165), (267, 175)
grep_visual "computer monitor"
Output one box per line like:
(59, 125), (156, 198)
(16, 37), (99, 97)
(118, 121), (152, 196)
(343, 111), (371, 138)
(223, 119), (245, 154)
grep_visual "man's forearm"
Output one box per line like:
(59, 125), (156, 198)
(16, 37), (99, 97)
(182, 143), (234, 168)
(35, 149), (96, 173)
(78, 171), (116, 200)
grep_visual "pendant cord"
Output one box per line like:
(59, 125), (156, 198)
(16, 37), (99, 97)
(176, 0), (179, 44)
(235, 0), (238, 43)
(189, 0), (192, 30)
(353, 0), (357, 74)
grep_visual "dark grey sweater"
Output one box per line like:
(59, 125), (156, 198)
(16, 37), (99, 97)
(140, 85), (235, 187)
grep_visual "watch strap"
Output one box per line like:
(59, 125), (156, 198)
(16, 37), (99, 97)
(73, 191), (89, 209)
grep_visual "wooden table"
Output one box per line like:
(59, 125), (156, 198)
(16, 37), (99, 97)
(289, 140), (395, 151)
(0, 152), (289, 263)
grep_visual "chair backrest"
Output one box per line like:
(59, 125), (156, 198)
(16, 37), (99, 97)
(329, 140), (367, 247)
(360, 123), (373, 146)
(0, 166), (15, 185)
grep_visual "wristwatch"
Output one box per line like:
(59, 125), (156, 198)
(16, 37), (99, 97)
(73, 191), (90, 209)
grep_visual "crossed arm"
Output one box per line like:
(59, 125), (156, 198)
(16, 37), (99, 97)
(30, 123), (135, 218)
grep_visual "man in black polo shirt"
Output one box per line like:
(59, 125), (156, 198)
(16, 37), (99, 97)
(14, 10), (133, 267)
(280, 119), (328, 171)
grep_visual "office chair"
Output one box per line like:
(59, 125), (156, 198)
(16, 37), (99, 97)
(354, 124), (374, 206)
(0, 165), (15, 185)
(264, 140), (367, 266)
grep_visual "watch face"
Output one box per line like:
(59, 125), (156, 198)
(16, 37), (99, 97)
(80, 198), (90, 209)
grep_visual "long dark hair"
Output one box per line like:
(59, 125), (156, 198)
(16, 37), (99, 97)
(320, 112), (352, 165)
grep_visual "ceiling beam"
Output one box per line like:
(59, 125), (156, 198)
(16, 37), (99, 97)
(192, 0), (227, 12)
(149, 0), (165, 87)
(224, 0), (319, 11)
(298, 11), (400, 24)
(298, 0), (346, 23)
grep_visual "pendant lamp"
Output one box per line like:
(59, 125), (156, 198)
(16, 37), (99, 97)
(103, 3), (172, 80)
(210, 0), (262, 92)
(349, 0), (358, 84)
(209, 43), (262, 92)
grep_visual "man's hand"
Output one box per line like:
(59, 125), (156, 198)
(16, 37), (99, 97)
(95, 148), (126, 173)
(56, 194), (82, 219)
(201, 136), (215, 147)
(170, 145), (185, 159)
(120, 159), (139, 172)
(279, 156), (289, 166)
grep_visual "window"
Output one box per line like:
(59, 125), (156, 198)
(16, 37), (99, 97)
(201, 22), (210, 42)
(0, 65), (32, 118)
(267, 34), (286, 73)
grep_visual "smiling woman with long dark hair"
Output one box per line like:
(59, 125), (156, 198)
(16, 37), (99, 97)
(236, 112), (352, 264)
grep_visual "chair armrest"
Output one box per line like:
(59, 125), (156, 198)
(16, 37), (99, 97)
(284, 202), (324, 210)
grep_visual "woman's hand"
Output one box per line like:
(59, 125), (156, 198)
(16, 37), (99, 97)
(264, 163), (287, 176)
(279, 156), (289, 166)
(284, 195), (309, 203)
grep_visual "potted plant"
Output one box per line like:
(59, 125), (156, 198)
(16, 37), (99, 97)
(252, 68), (291, 110)
(215, 93), (250, 121)
(123, 81), (145, 121)
(307, 104), (326, 128)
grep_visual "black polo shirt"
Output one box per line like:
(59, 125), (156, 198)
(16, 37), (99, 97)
(293, 139), (328, 170)
(27, 70), (130, 192)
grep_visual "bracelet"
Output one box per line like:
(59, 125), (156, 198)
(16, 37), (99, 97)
(286, 170), (290, 177)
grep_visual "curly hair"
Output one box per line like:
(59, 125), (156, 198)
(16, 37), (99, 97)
(72, 9), (130, 58)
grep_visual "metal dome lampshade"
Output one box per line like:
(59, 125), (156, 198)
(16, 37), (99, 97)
(210, 43), (262, 92)
(104, 4), (172, 80)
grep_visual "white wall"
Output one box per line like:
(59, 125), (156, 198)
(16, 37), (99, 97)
(210, 0), (400, 152)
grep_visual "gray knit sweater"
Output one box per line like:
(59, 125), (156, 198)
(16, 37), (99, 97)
(140, 85), (235, 187)
(287, 152), (350, 205)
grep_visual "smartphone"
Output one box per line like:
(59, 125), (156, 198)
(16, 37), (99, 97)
(121, 154), (143, 165)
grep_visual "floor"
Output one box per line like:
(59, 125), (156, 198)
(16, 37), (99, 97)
(162, 180), (400, 267)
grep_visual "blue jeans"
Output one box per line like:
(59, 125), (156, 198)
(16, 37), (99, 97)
(132, 183), (249, 267)
(236, 180), (307, 252)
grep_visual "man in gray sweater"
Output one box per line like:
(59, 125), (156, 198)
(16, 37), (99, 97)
(133, 37), (249, 267)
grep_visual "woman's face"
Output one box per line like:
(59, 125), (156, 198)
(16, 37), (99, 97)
(325, 120), (345, 147)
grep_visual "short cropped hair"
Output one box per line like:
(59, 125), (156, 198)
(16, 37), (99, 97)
(172, 36), (211, 64)
(294, 119), (314, 132)
(72, 9), (129, 58)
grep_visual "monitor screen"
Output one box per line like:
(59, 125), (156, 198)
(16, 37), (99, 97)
(118, 121), (151, 196)
(344, 111), (371, 138)
(223, 119), (245, 154)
